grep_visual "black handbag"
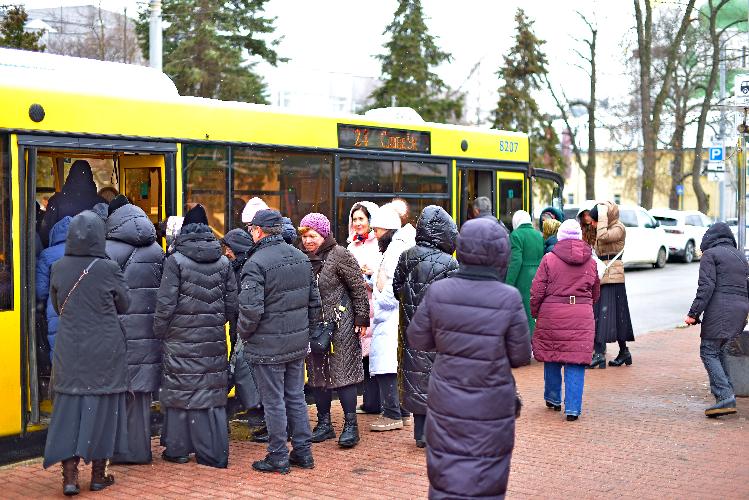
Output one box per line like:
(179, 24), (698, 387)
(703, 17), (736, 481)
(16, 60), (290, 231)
(309, 289), (350, 355)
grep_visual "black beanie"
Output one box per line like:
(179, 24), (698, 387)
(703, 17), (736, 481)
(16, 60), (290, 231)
(590, 205), (599, 222)
(108, 194), (130, 216)
(184, 204), (209, 226)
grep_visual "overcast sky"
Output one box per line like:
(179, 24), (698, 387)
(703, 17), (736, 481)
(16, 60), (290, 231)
(19, 0), (639, 113)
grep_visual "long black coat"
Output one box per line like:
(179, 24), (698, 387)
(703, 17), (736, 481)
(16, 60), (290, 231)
(154, 223), (238, 410)
(393, 206), (458, 414)
(50, 211), (130, 395)
(303, 236), (369, 389)
(408, 218), (531, 500)
(40, 160), (107, 247)
(105, 204), (164, 393)
(688, 223), (749, 340)
(238, 235), (321, 364)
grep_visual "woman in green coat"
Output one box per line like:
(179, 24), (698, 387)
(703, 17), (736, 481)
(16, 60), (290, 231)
(506, 210), (544, 337)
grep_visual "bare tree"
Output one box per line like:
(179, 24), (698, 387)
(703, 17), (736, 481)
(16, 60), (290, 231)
(634, 0), (695, 209)
(547, 11), (597, 200)
(689, 0), (738, 214)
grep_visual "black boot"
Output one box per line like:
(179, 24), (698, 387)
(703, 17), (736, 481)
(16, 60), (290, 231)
(61, 457), (80, 496)
(338, 413), (360, 448)
(89, 459), (114, 491)
(252, 454), (290, 474)
(311, 413), (336, 443)
(588, 353), (606, 369)
(608, 348), (632, 367)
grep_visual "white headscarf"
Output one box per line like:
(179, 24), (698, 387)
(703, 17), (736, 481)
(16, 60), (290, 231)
(512, 210), (532, 230)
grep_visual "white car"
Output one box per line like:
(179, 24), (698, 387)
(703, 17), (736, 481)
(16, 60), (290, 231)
(617, 205), (670, 268)
(648, 209), (711, 263)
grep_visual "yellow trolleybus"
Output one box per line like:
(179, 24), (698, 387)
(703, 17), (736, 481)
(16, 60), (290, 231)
(0, 49), (563, 457)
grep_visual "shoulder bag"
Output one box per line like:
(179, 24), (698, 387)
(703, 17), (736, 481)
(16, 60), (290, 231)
(59, 258), (99, 317)
(597, 248), (624, 280)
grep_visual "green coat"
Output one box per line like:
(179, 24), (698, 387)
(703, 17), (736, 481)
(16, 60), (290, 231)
(506, 223), (544, 336)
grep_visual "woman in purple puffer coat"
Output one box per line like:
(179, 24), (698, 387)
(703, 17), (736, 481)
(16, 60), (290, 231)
(531, 219), (600, 421)
(407, 218), (531, 500)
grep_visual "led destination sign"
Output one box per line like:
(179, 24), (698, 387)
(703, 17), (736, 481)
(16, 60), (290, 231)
(338, 124), (431, 153)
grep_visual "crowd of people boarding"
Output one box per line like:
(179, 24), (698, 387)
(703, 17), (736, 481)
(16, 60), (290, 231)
(33, 161), (749, 499)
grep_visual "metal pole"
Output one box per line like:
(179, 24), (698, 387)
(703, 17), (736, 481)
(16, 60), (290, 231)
(739, 122), (747, 254)
(719, 43), (726, 221)
(149, 0), (162, 71)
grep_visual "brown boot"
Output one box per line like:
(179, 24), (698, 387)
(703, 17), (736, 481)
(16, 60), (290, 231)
(61, 457), (80, 496)
(90, 459), (115, 492)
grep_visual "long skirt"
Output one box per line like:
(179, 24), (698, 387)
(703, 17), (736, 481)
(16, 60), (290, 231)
(161, 406), (228, 468)
(43, 392), (128, 468)
(594, 283), (635, 344)
(111, 392), (152, 464)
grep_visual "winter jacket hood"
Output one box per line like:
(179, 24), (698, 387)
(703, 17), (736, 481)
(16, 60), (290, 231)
(65, 211), (107, 258)
(49, 216), (73, 247)
(106, 203), (157, 247)
(700, 222), (736, 252)
(457, 218), (509, 272)
(552, 238), (592, 266)
(62, 160), (98, 197)
(174, 223), (222, 263)
(281, 217), (297, 245)
(415, 205), (457, 255)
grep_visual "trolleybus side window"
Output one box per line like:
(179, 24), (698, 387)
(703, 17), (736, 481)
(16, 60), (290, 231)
(0, 134), (11, 311)
(232, 148), (332, 230)
(336, 158), (449, 242)
(184, 145), (230, 235)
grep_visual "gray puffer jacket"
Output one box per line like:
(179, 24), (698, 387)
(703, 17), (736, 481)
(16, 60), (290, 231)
(688, 223), (749, 340)
(154, 223), (238, 410)
(105, 204), (164, 393)
(393, 206), (458, 414)
(238, 234), (321, 365)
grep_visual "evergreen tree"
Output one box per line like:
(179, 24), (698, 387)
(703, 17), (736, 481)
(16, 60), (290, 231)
(136, 0), (284, 104)
(0, 5), (45, 52)
(370, 0), (462, 122)
(493, 9), (561, 172)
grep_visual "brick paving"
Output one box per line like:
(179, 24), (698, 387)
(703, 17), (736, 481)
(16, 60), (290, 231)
(1, 326), (748, 499)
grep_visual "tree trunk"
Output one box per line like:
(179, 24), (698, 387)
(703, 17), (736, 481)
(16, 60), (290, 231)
(586, 28), (597, 200)
(691, 2), (725, 215)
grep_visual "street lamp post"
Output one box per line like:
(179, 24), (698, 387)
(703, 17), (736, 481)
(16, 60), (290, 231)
(149, 0), (163, 72)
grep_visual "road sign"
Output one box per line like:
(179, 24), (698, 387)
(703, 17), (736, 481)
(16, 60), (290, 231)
(675, 184), (684, 196)
(708, 145), (724, 161)
(735, 74), (749, 107)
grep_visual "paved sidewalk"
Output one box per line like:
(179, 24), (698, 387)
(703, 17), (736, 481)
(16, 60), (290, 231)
(1, 327), (747, 499)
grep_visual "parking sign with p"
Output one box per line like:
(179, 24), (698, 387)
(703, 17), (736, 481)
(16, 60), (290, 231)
(709, 146), (723, 161)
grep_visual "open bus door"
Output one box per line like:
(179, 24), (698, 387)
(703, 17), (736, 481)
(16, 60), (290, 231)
(14, 136), (175, 435)
(456, 163), (528, 231)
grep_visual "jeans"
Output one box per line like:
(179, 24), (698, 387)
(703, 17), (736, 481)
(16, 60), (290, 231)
(544, 362), (586, 416)
(374, 374), (402, 420)
(252, 359), (313, 461)
(699, 338), (735, 402)
(312, 384), (358, 415)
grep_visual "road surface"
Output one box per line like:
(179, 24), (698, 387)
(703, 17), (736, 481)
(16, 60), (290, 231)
(625, 260), (700, 335)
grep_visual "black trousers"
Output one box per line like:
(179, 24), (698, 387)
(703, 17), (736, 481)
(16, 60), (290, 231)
(361, 356), (381, 413)
(414, 413), (426, 442)
(595, 340), (627, 355)
(312, 384), (358, 416)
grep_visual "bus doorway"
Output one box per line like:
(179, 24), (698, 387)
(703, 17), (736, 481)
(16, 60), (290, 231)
(457, 167), (494, 226)
(18, 138), (174, 432)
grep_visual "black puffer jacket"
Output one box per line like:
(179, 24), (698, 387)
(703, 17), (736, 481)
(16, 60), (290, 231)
(393, 206), (458, 414)
(238, 234), (321, 364)
(105, 204), (164, 393)
(688, 223), (749, 340)
(50, 211), (130, 395)
(154, 223), (238, 410)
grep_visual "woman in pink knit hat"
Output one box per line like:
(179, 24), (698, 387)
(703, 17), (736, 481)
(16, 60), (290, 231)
(298, 212), (370, 448)
(530, 219), (600, 421)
